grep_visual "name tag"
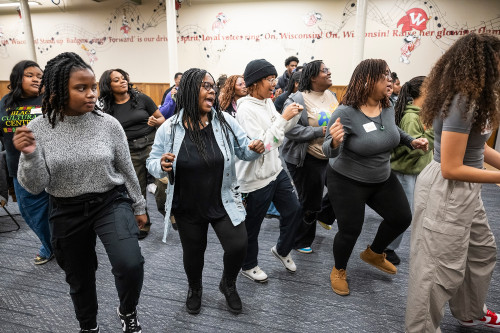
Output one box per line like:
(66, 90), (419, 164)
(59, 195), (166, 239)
(30, 107), (42, 115)
(363, 121), (377, 132)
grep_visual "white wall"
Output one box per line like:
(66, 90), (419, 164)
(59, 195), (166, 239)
(0, 0), (499, 85)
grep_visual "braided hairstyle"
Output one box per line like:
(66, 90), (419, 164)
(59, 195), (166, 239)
(421, 33), (500, 131)
(219, 75), (243, 111)
(98, 68), (139, 115)
(40, 52), (98, 128)
(341, 59), (391, 109)
(283, 71), (301, 97)
(298, 60), (323, 92)
(5, 60), (41, 111)
(175, 68), (240, 164)
(394, 76), (425, 126)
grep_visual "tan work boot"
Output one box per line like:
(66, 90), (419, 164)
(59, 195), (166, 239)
(360, 245), (397, 274)
(330, 266), (349, 296)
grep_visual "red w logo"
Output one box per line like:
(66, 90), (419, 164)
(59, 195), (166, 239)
(397, 8), (429, 33)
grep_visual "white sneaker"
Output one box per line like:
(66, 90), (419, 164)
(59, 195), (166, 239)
(241, 266), (268, 283)
(147, 183), (157, 194)
(271, 245), (296, 273)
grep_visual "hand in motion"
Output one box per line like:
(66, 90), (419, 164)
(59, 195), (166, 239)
(135, 214), (148, 229)
(171, 87), (178, 96)
(411, 138), (429, 151)
(282, 102), (304, 121)
(248, 140), (265, 154)
(13, 126), (36, 154)
(148, 115), (161, 127)
(160, 153), (175, 172)
(329, 118), (344, 148)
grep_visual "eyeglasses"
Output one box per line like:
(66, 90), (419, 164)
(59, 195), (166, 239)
(201, 81), (216, 92)
(381, 71), (392, 81)
(320, 67), (331, 74)
(265, 77), (278, 85)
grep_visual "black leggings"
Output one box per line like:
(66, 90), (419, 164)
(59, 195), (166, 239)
(175, 213), (247, 286)
(327, 168), (411, 270)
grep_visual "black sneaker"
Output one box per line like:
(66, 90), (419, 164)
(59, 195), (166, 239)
(79, 326), (99, 332)
(117, 307), (142, 333)
(186, 286), (202, 314)
(384, 249), (401, 265)
(219, 277), (242, 314)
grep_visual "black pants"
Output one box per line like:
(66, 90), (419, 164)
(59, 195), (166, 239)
(286, 154), (336, 249)
(175, 213), (248, 286)
(49, 186), (144, 330)
(242, 169), (302, 270)
(327, 168), (411, 270)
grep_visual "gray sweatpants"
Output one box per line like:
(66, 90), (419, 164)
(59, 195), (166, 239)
(405, 160), (497, 333)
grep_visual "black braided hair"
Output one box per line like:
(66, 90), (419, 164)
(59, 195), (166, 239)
(283, 71), (301, 99)
(298, 60), (323, 92)
(394, 76), (425, 126)
(175, 68), (241, 164)
(40, 52), (99, 128)
(5, 60), (41, 111)
(98, 68), (139, 115)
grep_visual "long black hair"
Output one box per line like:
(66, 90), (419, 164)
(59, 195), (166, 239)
(394, 76), (425, 126)
(5, 60), (41, 111)
(283, 71), (301, 99)
(98, 68), (139, 115)
(298, 60), (323, 92)
(175, 68), (240, 164)
(40, 52), (99, 128)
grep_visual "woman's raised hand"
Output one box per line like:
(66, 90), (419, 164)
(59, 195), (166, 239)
(329, 118), (344, 148)
(13, 126), (37, 154)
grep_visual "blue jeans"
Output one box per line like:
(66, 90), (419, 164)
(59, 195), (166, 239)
(386, 171), (417, 251)
(242, 170), (302, 270)
(13, 177), (52, 258)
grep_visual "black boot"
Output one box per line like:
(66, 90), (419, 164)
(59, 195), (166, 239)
(186, 282), (202, 314)
(219, 276), (242, 314)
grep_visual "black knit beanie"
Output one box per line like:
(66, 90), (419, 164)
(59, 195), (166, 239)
(243, 59), (278, 87)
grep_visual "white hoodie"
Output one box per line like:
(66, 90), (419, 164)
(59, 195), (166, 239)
(235, 95), (300, 192)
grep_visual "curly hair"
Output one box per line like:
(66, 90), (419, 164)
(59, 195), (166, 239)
(5, 60), (41, 111)
(98, 68), (139, 115)
(40, 52), (99, 128)
(341, 59), (391, 109)
(219, 75), (243, 111)
(420, 33), (500, 131)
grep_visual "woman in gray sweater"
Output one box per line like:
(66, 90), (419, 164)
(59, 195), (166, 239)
(323, 59), (428, 296)
(13, 52), (144, 333)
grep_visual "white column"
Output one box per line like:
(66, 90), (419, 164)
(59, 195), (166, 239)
(19, 0), (37, 62)
(165, 0), (178, 85)
(352, 0), (368, 69)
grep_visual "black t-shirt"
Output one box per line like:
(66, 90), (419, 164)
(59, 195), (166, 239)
(172, 123), (226, 220)
(111, 93), (157, 140)
(0, 94), (42, 177)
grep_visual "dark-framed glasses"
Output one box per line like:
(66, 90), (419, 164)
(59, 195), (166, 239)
(201, 81), (216, 91)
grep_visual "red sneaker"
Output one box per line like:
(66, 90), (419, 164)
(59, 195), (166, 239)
(458, 309), (500, 329)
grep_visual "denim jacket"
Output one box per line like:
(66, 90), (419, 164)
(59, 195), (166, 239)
(146, 108), (260, 242)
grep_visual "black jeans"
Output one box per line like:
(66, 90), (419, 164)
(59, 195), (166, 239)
(327, 168), (411, 270)
(242, 169), (302, 270)
(286, 154), (336, 249)
(175, 213), (247, 285)
(49, 186), (144, 330)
